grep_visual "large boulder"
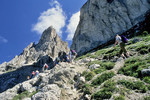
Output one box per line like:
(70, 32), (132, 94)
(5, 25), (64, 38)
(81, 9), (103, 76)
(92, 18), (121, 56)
(32, 84), (61, 100)
(141, 69), (150, 76)
(71, 0), (150, 55)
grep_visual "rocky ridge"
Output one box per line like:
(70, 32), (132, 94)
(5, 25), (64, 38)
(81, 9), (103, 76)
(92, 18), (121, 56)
(71, 0), (150, 55)
(0, 26), (69, 74)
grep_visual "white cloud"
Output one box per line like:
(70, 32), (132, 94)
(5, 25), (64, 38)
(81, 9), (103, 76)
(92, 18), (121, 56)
(32, 0), (66, 36)
(0, 36), (8, 43)
(66, 11), (80, 41)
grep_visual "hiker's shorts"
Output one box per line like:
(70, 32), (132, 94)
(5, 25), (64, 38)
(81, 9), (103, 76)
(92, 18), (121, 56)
(119, 42), (127, 55)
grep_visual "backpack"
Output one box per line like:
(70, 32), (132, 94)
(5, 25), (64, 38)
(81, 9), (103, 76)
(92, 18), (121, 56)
(45, 64), (48, 68)
(121, 35), (128, 43)
(71, 50), (76, 55)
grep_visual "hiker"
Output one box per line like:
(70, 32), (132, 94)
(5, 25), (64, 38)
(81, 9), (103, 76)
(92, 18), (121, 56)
(30, 71), (35, 79)
(66, 54), (70, 63)
(54, 57), (60, 66)
(113, 34), (128, 58)
(62, 51), (67, 62)
(35, 70), (39, 77)
(27, 76), (30, 80)
(69, 49), (77, 63)
(42, 63), (49, 71)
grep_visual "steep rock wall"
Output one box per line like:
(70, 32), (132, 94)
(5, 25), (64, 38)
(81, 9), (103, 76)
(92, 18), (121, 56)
(71, 0), (150, 55)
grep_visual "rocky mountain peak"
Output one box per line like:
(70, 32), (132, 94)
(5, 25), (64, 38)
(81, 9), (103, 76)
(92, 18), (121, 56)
(0, 26), (69, 73)
(38, 26), (60, 44)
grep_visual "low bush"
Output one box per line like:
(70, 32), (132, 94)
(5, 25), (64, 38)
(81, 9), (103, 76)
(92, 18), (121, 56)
(143, 76), (150, 84)
(101, 61), (115, 70)
(118, 80), (147, 93)
(92, 71), (115, 86)
(114, 95), (125, 100)
(93, 67), (106, 74)
(118, 56), (149, 78)
(91, 80), (116, 100)
(82, 71), (95, 81)
(91, 88), (112, 100)
(144, 96), (150, 100)
(82, 84), (93, 95)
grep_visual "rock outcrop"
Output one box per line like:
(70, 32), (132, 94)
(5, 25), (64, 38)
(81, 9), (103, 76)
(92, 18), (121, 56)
(0, 62), (86, 100)
(0, 26), (69, 73)
(71, 0), (150, 55)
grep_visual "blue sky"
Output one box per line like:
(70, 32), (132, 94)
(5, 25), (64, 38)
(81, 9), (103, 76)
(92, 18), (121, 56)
(0, 0), (87, 64)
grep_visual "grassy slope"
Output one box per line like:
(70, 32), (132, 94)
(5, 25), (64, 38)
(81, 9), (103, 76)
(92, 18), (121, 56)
(77, 33), (150, 100)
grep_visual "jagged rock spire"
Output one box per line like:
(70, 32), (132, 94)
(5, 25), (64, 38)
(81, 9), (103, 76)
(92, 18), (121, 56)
(0, 26), (69, 73)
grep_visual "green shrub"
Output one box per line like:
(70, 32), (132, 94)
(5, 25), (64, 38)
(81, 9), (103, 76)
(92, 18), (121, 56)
(143, 77), (150, 84)
(142, 31), (149, 36)
(93, 67), (106, 74)
(91, 88), (112, 100)
(144, 95), (150, 100)
(114, 95), (125, 100)
(83, 71), (95, 81)
(103, 80), (116, 91)
(82, 84), (93, 95)
(118, 80), (147, 93)
(92, 71), (115, 86)
(92, 80), (116, 100)
(101, 61), (115, 70)
(147, 85), (150, 90)
(118, 56), (149, 78)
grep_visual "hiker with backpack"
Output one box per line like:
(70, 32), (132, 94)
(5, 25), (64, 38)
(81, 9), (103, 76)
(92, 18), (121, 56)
(69, 49), (77, 63)
(54, 57), (60, 66)
(35, 70), (39, 77)
(113, 34), (129, 58)
(30, 71), (35, 79)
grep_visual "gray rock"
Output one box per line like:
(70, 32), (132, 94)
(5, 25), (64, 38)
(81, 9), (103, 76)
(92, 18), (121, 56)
(20, 83), (32, 92)
(22, 98), (31, 100)
(141, 69), (150, 76)
(32, 84), (61, 100)
(79, 76), (85, 83)
(81, 58), (91, 63)
(71, 0), (150, 55)
(88, 64), (100, 70)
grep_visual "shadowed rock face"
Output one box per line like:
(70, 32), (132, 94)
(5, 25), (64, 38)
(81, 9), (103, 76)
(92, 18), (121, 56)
(0, 26), (69, 73)
(0, 65), (41, 93)
(71, 0), (150, 55)
(0, 26), (70, 93)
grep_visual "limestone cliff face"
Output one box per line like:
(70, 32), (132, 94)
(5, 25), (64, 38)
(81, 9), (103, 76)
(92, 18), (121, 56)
(71, 0), (150, 55)
(0, 26), (69, 73)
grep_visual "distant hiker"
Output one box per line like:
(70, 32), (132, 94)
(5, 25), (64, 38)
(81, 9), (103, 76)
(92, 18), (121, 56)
(54, 57), (60, 65)
(62, 51), (67, 62)
(42, 63), (49, 71)
(66, 55), (70, 63)
(35, 70), (39, 77)
(69, 49), (77, 63)
(27, 76), (30, 80)
(113, 34), (128, 58)
(30, 71), (35, 79)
